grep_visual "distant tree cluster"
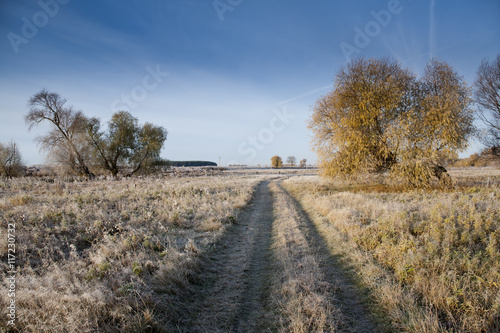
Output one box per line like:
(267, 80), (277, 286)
(452, 149), (500, 168)
(309, 57), (476, 187)
(26, 89), (167, 178)
(271, 155), (308, 168)
(169, 161), (217, 167)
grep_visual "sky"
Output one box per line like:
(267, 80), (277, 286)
(1, 0), (499, 166)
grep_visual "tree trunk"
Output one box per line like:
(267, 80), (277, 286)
(432, 164), (452, 187)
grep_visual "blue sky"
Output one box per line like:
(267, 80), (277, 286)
(1, 0), (499, 166)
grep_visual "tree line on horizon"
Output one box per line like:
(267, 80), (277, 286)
(165, 161), (218, 167)
(2, 55), (500, 183)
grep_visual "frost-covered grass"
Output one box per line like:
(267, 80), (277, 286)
(285, 173), (500, 332)
(0, 175), (261, 332)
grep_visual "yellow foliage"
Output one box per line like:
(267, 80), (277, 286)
(309, 57), (475, 187)
(271, 155), (283, 169)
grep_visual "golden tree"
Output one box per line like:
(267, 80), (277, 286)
(308, 57), (475, 187)
(271, 155), (283, 169)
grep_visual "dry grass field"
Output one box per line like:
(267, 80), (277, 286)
(284, 168), (500, 332)
(1, 167), (499, 332)
(0, 174), (263, 332)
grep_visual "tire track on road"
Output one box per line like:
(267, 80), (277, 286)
(182, 178), (387, 332)
(189, 180), (275, 332)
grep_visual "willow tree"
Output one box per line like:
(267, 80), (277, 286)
(87, 111), (167, 177)
(308, 57), (475, 187)
(26, 90), (94, 178)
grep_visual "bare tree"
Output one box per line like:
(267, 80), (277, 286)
(286, 156), (296, 167)
(299, 158), (307, 168)
(0, 141), (25, 177)
(474, 54), (500, 155)
(26, 90), (94, 178)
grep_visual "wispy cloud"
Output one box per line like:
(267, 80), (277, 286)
(273, 85), (331, 106)
(402, 29), (500, 64)
(429, 0), (436, 59)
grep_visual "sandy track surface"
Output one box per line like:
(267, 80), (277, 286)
(187, 180), (275, 332)
(180, 179), (384, 332)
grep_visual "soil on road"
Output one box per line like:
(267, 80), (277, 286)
(179, 179), (386, 332)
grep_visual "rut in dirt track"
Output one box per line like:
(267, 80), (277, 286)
(182, 179), (385, 332)
(189, 180), (275, 332)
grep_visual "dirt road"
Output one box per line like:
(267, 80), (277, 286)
(180, 179), (385, 332)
